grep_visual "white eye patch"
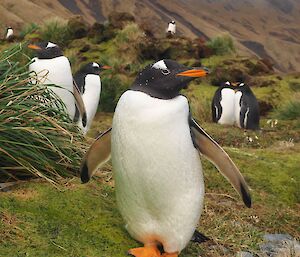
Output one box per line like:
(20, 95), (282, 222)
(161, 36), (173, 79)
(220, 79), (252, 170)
(47, 42), (57, 48)
(152, 60), (168, 70)
(225, 81), (231, 86)
(239, 83), (245, 87)
(92, 62), (100, 68)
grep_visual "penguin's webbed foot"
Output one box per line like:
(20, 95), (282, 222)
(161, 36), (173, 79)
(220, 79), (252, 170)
(128, 245), (161, 257)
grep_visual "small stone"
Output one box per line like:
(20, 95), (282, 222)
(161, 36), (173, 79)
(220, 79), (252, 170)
(236, 251), (254, 257)
(263, 233), (293, 242)
(260, 233), (300, 257)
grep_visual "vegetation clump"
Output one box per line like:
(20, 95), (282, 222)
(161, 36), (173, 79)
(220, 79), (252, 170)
(0, 44), (86, 183)
(206, 34), (235, 56)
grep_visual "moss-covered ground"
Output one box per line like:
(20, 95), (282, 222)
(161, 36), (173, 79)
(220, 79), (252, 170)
(1, 113), (299, 256)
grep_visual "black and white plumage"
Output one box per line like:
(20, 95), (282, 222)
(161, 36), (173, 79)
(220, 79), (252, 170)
(74, 62), (110, 134)
(212, 81), (260, 130)
(234, 82), (260, 130)
(166, 20), (176, 35)
(5, 27), (14, 40)
(80, 60), (251, 256)
(28, 42), (86, 125)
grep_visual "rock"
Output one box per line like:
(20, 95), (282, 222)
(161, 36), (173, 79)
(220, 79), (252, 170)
(236, 251), (254, 257)
(260, 233), (300, 257)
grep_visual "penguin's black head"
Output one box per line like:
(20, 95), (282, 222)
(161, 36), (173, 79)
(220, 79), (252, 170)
(7, 27), (12, 30)
(79, 62), (111, 75)
(131, 59), (209, 99)
(28, 41), (63, 59)
(232, 82), (250, 92)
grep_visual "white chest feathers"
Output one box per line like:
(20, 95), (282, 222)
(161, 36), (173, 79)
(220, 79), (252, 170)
(29, 56), (75, 119)
(111, 90), (204, 253)
(6, 29), (13, 39)
(218, 88), (243, 126)
(77, 74), (101, 134)
(167, 23), (176, 34)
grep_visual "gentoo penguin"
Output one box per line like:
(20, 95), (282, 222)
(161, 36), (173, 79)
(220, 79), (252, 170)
(212, 81), (236, 125)
(166, 20), (176, 35)
(80, 60), (251, 257)
(73, 62), (111, 135)
(212, 81), (260, 130)
(28, 42), (86, 126)
(234, 82), (260, 130)
(5, 27), (14, 41)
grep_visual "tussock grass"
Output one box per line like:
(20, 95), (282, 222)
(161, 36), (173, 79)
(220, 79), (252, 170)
(273, 96), (300, 121)
(0, 44), (86, 183)
(40, 18), (71, 47)
(206, 34), (235, 56)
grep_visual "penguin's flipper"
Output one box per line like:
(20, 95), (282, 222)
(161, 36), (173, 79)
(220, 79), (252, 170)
(189, 117), (251, 208)
(240, 95), (260, 130)
(73, 80), (87, 127)
(80, 128), (112, 183)
(211, 89), (222, 123)
(191, 230), (210, 243)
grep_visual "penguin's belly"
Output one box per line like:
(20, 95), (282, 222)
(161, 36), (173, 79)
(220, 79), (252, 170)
(29, 57), (75, 119)
(78, 75), (101, 134)
(218, 88), (235, 125)
(111, 91), (204, 253)
(234, 91), (242, 128)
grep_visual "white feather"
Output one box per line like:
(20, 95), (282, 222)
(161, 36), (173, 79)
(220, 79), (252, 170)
(166, 23), (176, 34)
(112, 90), (204, 253)
(77, 74), (101, 134)
(152, 60), (168, 70)
(218, 88), (235, 125)
(6, 29), (13, 39)
(244, 108), (250, 128)
(234, 91), (242, 128)
(29, 56), (75, 119)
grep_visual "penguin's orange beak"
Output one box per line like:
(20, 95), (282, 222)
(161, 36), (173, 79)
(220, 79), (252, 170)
(176, 68), (209, 77)
(101, 65), (112, 70)
(28, 44), (41, 50)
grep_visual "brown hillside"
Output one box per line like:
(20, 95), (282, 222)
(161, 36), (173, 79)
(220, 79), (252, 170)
(1, 0), (299, 72)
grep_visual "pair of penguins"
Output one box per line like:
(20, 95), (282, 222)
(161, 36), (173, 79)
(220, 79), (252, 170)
(212, 81), (260, 130)
(28, 41), (110, 135)
(80, 60), (252, 256)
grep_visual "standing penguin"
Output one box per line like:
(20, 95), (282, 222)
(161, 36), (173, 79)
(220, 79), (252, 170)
(28, 42), (86, 125)
(166, 20), (176, 35)
(212, 81), (260, 130)
(234, 82), (260, 130)
(80, 60), (251, 257)
(212, 81), (236, 125)
(73, 62), (111, 135)
(5, 27), (14, 41)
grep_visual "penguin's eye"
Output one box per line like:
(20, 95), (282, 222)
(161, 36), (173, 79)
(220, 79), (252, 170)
(161, 69), (170, 75)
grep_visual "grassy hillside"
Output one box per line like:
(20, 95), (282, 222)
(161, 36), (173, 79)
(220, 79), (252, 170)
(0, 17), (299, 256)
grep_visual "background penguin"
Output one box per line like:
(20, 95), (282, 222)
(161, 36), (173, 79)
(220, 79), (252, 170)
(80, 60), (251, 257)
(166, 20), (176, 36)
(5, 27), (14, 41)
(234, 82), (260, 130)
(28, 41), (86, 125)
(212, 81), (236, 125)
(73, 62), (111, 135)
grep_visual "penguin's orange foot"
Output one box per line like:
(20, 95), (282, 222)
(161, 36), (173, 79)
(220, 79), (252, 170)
(128, 245), (161, 257)
(162, 253), (178, 257)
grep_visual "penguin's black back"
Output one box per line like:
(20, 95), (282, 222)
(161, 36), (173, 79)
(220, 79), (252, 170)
(211, 82), (232, 123)
(239, 86), (260, 130)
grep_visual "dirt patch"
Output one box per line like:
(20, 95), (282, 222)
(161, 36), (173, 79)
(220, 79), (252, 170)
(10, 188), (39, 200)
(0, 211), (24, 243)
